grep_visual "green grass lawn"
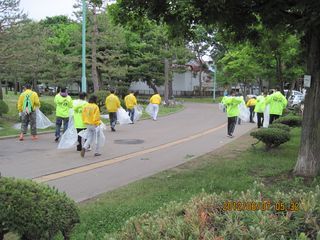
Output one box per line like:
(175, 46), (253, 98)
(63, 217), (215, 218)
(64, 127), (319, 239)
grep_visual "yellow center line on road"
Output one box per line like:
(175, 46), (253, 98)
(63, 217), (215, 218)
(33, 123), (227, 183)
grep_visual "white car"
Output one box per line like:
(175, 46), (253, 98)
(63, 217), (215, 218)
(288, 94), (304, 108)
(284, 90), (303, 97)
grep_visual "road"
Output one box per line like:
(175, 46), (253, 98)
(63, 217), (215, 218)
(0, 103), (255, 202)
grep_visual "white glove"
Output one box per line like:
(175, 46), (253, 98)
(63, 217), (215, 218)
(19, 112), (22, 117)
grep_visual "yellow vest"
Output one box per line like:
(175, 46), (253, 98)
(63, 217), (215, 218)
(82, 103), (100, 126)
(150, 94), (161, 105)
(105, 94), (121, 112)
(124, 93), (137, 109)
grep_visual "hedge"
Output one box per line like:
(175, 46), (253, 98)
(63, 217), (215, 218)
(40, 102), (55, 115)
(273, 115), (302, 127)
(0, 100), (9, 116)
(250, 128), (290, 149)
(0, 177), (80, 240)
(269, 123), (291, 132)
(111, 183), (320, 240)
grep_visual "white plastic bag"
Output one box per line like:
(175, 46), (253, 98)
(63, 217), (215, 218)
(13, 123), (21, 130)
(253, 113), (258, 123)
(78, 129), (89, 139)
(145, 103), (153, 117)
(57, 117), (78, 149)
(263, 105), (270, 128)
(238, 103), (250, 123)
(218, 103), (226, 112)
(133, 105), (143, 122)
(117, 107), (132, 125)
(36, 109), (54, 129)
(96, 123), (106, 147)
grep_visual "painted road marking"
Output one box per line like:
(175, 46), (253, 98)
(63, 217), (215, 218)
(33, 123), (227, 183)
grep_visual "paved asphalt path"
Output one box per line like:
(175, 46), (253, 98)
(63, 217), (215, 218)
(0, 103), (255, 202)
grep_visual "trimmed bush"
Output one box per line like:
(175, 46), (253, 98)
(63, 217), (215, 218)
(40, 101), (55, 115)
(0, 100), (9, 116)
(0, 177), (79, 240)
(250, 128), (290, 149)
(96, 90), (109, 109)
(273, 115), (302, 127)
(112, 183), (320, 240)
(269, 123), (291, 132)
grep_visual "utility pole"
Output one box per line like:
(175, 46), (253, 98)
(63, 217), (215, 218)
(81, 0), (87, 93)
(212, 63), (217, 100)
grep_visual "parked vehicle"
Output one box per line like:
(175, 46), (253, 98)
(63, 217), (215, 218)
(284, 90), (303, 98)
(288, 94), (305, 108)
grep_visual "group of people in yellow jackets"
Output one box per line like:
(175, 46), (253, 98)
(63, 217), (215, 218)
(17, 85), (162, 158)
(221, 88), (287, 138)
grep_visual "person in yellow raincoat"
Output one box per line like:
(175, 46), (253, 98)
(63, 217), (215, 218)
(105, 89), (121, 131)
(81, 95), (101, 157)
(149, 90), (161, 121)
(124, 91), (137, 123)
(17, 83), (40, 141)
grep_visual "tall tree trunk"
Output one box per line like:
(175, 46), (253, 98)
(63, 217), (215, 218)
(91, 4), (99, 93)
(164, 58), (169, 105)
(275, 52), (283, 90)
(294, 29), (320, 177)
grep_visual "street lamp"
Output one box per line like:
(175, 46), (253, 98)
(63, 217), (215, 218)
(81, 0), (87, 93)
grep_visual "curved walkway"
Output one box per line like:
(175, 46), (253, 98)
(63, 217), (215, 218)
(0, 103), (255, 202)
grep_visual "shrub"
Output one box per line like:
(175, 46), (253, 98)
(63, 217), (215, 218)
(0, 177), (80, 240)
(273, 115), (302, 127)
(269, 123), (291, 132)
(112, 183), (320, 240)
(0, 100), (9, 116)
(250, 128), (290, 149)
(95, 90), (109, 109)
(40, 101), (55, 115)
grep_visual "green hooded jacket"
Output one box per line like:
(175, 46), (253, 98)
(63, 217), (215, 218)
(73, 99), (88, 129)
(54, 94), (73, 118)
(265, 92), (287, 115)
(224, 96), (243, 117)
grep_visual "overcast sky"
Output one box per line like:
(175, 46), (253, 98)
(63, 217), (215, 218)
(20, 0), (77, 21)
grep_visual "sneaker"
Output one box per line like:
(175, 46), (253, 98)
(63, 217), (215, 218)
(227, 134), (233, 138)
(87, 147), (92, 152)
(111, 127), (116, 132)
(94, 153), (101, 157)
(55, 137), (59, 142)
(19, 133), (24, 141)
(32, 135), (38, 140)
(80, 148), (85, 158)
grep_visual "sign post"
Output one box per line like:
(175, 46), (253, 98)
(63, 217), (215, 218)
(81, 0), (87, 93)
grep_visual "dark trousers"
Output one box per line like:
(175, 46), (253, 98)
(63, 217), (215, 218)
(109, 112), (117, 129)
(249, 106), (255, 122)
(269, 114), (280, 124)
(76, 128), (86, 151)
(257, 112), (264, 128)
(127, 108), (135, 122)
(228, 117), (237, 136)
(55, 117), (69, 138)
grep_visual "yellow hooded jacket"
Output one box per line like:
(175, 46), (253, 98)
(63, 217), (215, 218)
(17, 89), (40, 112)
(82, 103), (101, 126)
(124, 93), (137, 109)
(105, 94), (121, 113)
(150, 94), (161, 104)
